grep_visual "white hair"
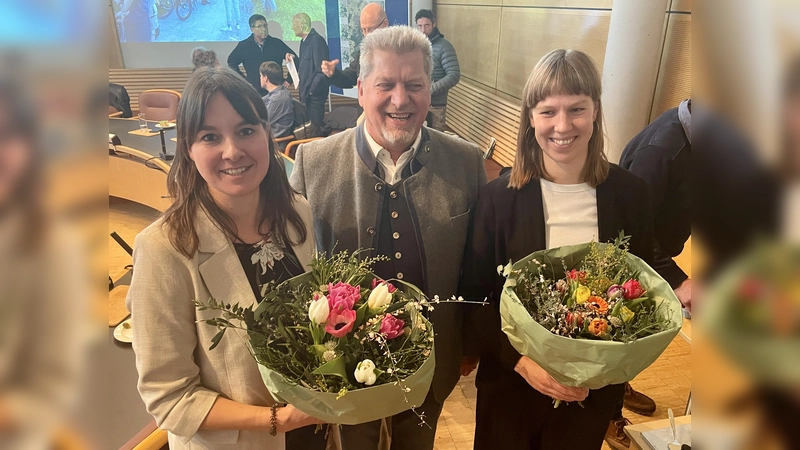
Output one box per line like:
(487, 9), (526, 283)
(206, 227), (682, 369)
(359, 26), (432, 81)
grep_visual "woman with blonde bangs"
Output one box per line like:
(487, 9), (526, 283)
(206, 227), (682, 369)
(126, 66), (328, 450)
(459, 49), (655, 449)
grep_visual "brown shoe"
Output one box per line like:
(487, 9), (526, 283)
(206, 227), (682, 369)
(623, 382), (656, 416)
(604, 417), (632, 450)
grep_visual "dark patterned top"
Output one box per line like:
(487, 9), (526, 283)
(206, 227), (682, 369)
(233, 237), (304, 302)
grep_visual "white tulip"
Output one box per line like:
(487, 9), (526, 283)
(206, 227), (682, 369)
(354, 359), (377, 385)
(367, 282), (393, 309)
(308, 292), (330, 324)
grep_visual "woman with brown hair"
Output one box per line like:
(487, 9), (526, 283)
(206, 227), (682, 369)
(127, 66), (325, 449)
(459, 49), (655, 449)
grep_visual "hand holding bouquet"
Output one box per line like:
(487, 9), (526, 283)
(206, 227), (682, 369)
(499, 234), (683, 393)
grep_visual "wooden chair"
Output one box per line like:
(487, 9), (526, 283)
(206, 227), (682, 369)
(138, 89), (181, 122)
(283, 137), (322, 159)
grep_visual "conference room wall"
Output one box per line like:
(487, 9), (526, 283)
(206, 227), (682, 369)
(435, 0), (691, 165)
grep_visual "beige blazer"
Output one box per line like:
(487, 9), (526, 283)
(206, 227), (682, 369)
(126, 196), (315, 450)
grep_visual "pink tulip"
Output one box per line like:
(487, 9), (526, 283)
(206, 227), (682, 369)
(327, 281), (361, 312)
(379, 314), (405, 339)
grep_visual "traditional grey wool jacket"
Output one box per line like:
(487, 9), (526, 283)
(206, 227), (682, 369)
(290, 124), (486, 402)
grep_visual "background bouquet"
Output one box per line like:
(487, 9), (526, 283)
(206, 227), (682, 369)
(197, 251), (436, 424)
(499, 235), (683, 391)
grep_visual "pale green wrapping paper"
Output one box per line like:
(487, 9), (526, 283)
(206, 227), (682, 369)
(499, 243), (683, 390)
(701, 243), (800, 387)
(257, 346), (435, 424)
(253, 270), (436, 424)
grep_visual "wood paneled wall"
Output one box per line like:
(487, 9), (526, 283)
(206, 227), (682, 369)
(436, 0), (691, 167)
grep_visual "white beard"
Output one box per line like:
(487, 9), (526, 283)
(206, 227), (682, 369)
(380, 124), (416, 148)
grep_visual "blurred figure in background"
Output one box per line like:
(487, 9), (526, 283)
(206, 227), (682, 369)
(289, 13), (329, 136)
(0, 80), (86, 449)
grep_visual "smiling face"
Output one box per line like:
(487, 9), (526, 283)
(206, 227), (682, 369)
(357, 49), (430, 153)
(188, 92), (270, 207)
(529, 93), (597, 177)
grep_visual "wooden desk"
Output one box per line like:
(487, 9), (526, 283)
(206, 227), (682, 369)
(625, 415), (691, 450)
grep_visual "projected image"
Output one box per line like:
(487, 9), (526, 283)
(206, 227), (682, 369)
(113, 0), (326, 42)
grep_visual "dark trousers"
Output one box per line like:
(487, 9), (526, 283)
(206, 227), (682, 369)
(339, 389), (443, 450)
(286, 424), (328, 450)
(474, 357), (624, 450)
(305, 93), (327, 135)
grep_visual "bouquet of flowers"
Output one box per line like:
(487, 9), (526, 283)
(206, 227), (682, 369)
(499, 235), (683, 391)
(702, 242), (800, 387)
(197, 251), (436, 424)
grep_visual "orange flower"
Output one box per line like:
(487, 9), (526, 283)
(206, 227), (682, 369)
(587, 296), (609, 314)
(588, 318), (609, 336)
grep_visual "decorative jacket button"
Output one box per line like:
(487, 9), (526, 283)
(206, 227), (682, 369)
(366, 227), (376, 236)
(395, 252), (402, 259)
(375, 183), (383, 191)
(397, 272), (404, 279)
(392, 232), (400, 239)
(391, 211), (399, 219)
(390, 191), (398, 199)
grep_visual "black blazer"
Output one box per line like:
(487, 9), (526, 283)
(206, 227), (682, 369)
(459, 165), (655, 376)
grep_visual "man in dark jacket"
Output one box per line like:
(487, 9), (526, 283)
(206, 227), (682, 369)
(289, 13), (329, 134)
(227, 14), (296, 96)
(603, 100), (691, 450)
(415, 9), (460, 131)
(320, 2), (388, 90)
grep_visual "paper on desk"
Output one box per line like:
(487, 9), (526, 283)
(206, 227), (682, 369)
(287, 58), (299, 90)
(641, 423), (691, 450)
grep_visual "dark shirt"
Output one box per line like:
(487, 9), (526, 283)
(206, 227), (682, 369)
(234, 237), (304, 301)
(228, 34), (297, 96)
(262, 86), (295, 138)
(619, 104), (690, 288)
(329, 49), (359, 89)
(296, 29), (330, 101)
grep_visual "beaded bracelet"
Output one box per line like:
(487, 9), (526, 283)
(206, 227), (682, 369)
(269, 403), (282, 436)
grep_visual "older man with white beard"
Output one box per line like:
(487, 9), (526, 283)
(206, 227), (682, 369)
(290, 26), (486, 450)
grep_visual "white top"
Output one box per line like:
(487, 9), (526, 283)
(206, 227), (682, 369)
(540, 178), (599, 249)
(365, 128), (422, 184)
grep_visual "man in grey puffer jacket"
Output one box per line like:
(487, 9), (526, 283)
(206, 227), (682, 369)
(415, 9), (460, 131)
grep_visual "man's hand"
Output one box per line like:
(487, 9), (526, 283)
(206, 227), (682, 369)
(514, 356), (588, 402)
(283, 81), (291, 89)
(674, 278), (692, 312)
(460, 356), (479, 377)
(285, 53), (294, 63)
(321, 59), (339, 77)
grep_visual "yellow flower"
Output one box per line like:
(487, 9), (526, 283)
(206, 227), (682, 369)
(575, 285), (590, 304)
(620, 306), (635, 324)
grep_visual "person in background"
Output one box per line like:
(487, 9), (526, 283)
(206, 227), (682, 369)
(191, 47), (220, 72)
(220, 0), (240, 32)
(288, 13), (329, 136)
(320, 2), (388, 90)
(414, 9), (459, 131)
(119, 0), (153, 42)
(459, 49), (654, 449)
(290, 26), (486, 450)
(126, 66), (324, 450)
(228, 14), (296, 96)
(259, 61), (295, 145)
(602, 99), (691, 449)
